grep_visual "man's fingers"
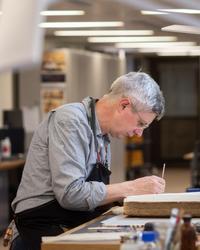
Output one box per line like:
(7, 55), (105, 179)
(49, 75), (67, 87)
(151, 175), (165, 185)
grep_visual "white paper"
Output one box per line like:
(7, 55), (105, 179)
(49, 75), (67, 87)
(101, 215), (200, 227)
(124, 192), (200, 203)
(101, 214), (169, 226)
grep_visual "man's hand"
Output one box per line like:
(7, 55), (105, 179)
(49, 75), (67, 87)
(125, 175), (165, 195)
(100, 175), (165, 205)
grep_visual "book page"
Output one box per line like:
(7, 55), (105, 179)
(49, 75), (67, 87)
(124, 192), (200, 203)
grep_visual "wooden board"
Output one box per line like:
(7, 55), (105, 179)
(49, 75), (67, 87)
(123, 192), (200, 217)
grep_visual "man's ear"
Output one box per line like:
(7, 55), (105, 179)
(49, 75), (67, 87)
(118, 98), (130, 112)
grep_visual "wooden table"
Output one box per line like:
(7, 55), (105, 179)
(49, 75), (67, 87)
(41, 213), (121, 250)
(41, 212), (200, 250)
(0, 158), (25, 171)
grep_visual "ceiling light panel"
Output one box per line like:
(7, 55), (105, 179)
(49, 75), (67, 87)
(138, 46), (200, 53)
(159, 9), (200, 14)
(115, 42), (196, 48)
(40, 10), (85, 16)
(88, 36), (177, 43)
(141, 9), (200, 15)
(39, 22), (124, 28)
(54, 30), (154, 36)
(162, 25), (200, 35)
(158, 51), (191, 56)
(158, 51), (200, 56)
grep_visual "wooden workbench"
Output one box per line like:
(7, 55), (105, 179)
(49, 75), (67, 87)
(42, 240), (119, 250)
(41, 211), (200, 250)
(41, 213), (121, 250)
(0, 158), (25, 171)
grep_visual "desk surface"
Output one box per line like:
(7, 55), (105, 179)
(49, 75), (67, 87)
(0, 158), (25, 171)
(41, 212), (200, 250)
(41, 213), (121, 250)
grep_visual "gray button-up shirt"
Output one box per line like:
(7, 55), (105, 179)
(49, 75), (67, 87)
(12, 97), (111, 213)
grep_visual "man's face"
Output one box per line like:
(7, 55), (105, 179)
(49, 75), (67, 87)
(109, 98), (156, 138)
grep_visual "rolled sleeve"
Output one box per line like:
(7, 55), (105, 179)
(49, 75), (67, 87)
(64, 179), (107, 210)
(48, 108), (107, 211)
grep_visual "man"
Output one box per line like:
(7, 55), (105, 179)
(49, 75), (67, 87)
(11, 72), (165, 250)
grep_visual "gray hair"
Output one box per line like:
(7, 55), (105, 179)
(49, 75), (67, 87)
(108, 72), (165, 120)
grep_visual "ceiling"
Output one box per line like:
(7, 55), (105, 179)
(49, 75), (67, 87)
(37, 0), (200, 55)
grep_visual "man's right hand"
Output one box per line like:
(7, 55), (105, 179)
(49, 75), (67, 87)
(125, 175), (165, 195)
(100, 175), (165, 206)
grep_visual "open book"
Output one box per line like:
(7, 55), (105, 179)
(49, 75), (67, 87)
(124, 192), (200, 217)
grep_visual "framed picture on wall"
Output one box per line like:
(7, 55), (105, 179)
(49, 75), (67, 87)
(40, 84), (66, 117)
(40, 49), (68, 117)
(41, 50), (67, 83)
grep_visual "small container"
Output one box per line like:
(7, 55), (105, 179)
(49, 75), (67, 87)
(140, 231), (160, 250)
(180, 214), (197, 250)
(1, 137), (11, 158)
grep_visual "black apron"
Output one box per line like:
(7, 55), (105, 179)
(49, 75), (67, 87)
(13, 98), (112, 250)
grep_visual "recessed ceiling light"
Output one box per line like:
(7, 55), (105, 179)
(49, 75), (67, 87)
(88, 36), (177, 43)
(39, 21), (124, 28)
(40, 10), (85, 16)
(54, 30), (154, 36)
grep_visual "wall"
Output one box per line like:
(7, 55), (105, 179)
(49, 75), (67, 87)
(66, 49), (125, 101)
(66, 49), (126, 183)
(18, 65), (41, 152)
(19, 65), (41, 107)
(0, 71), (13, 127)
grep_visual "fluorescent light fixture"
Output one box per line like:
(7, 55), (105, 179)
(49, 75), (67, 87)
(190, 51), (200, 56)
(115, 42), (196, 48)
(158, 51), (200, 56)
(40, 10), (85, 16)
(88, 36), (177, 43)
(39, 21), (124, 28)
(141, 10), (168, 15)
(159, 9), (200, 14)
(138, 46), (200, 53)
(141, 9), (200, 15)
(54, 30), (154, 36)
(162, 25), (200, 35)
(158, 51), (191, 56)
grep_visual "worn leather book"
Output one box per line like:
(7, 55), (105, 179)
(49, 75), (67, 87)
(124, 192), (200, 217)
